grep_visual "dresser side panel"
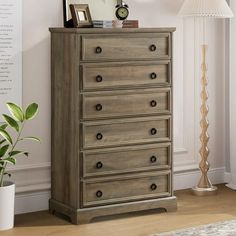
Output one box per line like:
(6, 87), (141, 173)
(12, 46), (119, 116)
(51, 32), (80, 208)
(170, 32), (174, 196)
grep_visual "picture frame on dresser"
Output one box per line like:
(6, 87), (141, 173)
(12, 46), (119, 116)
(63, 0), (73, 27)
(69, 4), (93, 28)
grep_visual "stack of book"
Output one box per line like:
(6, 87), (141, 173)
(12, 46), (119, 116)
(92, 20), (139, 28)
(93, 20), (123, 28)
(122, 20), (139, 28)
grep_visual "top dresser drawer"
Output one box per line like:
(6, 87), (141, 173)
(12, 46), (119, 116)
(81, 33), (170, 61)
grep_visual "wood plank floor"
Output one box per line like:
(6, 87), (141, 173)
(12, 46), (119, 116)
(1, 185), (236, 236)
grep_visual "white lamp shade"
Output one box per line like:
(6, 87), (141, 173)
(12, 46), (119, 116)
(178, 0), (234, 18)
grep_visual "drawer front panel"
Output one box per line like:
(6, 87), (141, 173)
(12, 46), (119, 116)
(82, 116), (171, 149)
(81, 33), (170, 61)
(82, 172), (171, 207)
(83, 89), (171, 119)
(82, 143), (171, 177)
(82, 62), (170, 90)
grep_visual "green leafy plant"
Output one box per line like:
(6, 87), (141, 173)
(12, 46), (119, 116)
(0, 103), (40, 187)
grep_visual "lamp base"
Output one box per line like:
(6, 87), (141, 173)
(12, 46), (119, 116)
(192, 186), (218, 196)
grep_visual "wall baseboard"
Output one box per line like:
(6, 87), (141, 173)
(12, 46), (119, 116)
(15, 167), (227, 215)
(15, 190), (50, 215)
(174, 167), (226, 191)
(224, 172), (231, 183)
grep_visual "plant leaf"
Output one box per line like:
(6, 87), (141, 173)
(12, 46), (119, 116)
(0, 124), (8, 130)
(0, 145), (9, 157)
(24, 152), (29, 157)
(6, 103), (24, 122)
(2, 114), (19, 132)
(9, 150), (23, 156)
(9, 150), (28, 158)
(25, 103), (38, 120)
(0, 129), (12, 144)
(0, 139), (6, 145)
(4, 157), (16, 165)
(4, 172), (11, 178)
(20, 137), (40, 142)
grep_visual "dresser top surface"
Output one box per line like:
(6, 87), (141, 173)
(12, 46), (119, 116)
(49, 27), (176, 34)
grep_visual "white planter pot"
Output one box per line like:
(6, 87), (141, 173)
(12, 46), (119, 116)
(0, 182), (15, 231)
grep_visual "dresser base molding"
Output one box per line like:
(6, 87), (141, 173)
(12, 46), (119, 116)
(49, 197), (177, 224)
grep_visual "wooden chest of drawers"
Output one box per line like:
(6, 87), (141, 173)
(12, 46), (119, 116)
(49, 28), (177, 224)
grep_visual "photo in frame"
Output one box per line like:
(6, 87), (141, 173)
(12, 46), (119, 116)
(69, 4), (92, 28)
(63, 0), (117, 27)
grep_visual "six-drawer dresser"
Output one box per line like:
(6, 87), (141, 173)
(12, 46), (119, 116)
(49, 27), (177, 224)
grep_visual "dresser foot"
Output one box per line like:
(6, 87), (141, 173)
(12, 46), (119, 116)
(49, 199), (77, 223)
(164, 198), (178, 212)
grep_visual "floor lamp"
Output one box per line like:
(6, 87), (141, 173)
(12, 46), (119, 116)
(178, 0), (233, 196)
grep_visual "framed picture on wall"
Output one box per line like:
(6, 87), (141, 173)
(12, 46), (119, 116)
(69, 4), (93, 28)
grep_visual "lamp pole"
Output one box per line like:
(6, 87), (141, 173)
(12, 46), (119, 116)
(178, 0), (233, 196)
(192, 19), (218, 196)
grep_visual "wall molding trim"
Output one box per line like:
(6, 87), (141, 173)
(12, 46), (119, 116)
(16, 182), (51, 194)
(174, 163), (199, 173)
(8, 163), (51, 194)
(8, 162), (51, 172)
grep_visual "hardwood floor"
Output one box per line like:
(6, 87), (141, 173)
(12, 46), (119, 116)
(2, 185), (236, 236)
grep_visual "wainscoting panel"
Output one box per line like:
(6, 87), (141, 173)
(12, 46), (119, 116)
(8, 163), (51, 214)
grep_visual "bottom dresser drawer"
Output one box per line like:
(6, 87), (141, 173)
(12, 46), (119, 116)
(82, 171), (171, 207)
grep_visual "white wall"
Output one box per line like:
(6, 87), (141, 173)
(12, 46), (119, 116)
(10, 0), (227, 214)
(225, 0), (236, 189)
(11, 0), (62, 214)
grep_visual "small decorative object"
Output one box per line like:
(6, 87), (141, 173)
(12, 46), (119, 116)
(178, 0), (233, 196)
(0, 102), (39, 230)
(70, 4), (92, 28)
(115, 0), (129, 21)
(93, 20), (122, 28)
(123, 20), (139, 28)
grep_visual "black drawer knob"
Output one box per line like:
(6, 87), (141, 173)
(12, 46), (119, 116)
(150, 183), (157, 191)
(150, 72), (157, 79)
(96, 104), (103, 111)
(150, 156), (157, 163)
(96, 190), (103, 198)
(96, 75), (103, 83)
(95, 46), (102, 54)
(150, 128), (157, 135)
(96, 133), (103, 140)
(150, 44), (157, 52)
(96, 161), (103, 169)
(150, 100), (157, 107)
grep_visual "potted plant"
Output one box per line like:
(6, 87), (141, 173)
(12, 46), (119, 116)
(0, 102), (39, 231)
